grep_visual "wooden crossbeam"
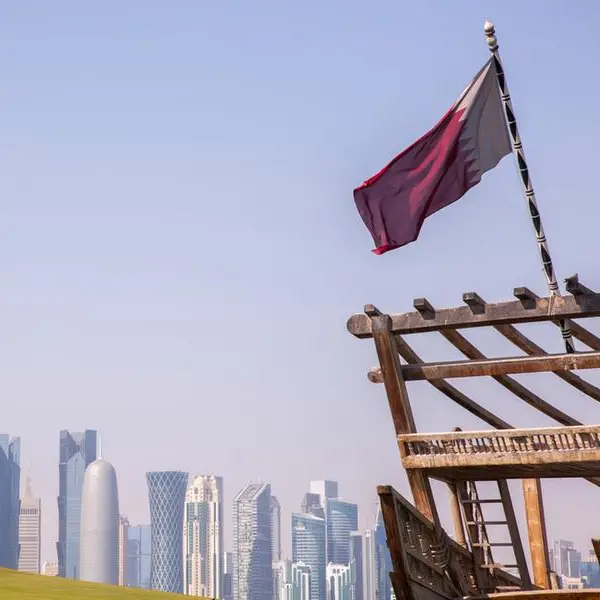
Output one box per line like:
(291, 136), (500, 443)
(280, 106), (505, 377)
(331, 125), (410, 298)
(463, 292), (600, 403)
(400, 351), (600, 381)
(348, 291), (600, 338)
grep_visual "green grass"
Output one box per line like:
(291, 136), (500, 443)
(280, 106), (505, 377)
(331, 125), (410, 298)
(0, 569), (209, 599)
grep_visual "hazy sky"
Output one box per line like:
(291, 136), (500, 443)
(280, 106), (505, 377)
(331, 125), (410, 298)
(3, 1), (600, 566)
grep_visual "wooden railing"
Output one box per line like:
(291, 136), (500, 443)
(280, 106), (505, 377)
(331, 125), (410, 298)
(398, 425), (600, 469)
(378, 485), (522, 599)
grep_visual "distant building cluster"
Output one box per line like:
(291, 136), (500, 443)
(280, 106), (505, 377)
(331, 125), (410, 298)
(549, 539), (600, 589)
(5, 427), (600, 598)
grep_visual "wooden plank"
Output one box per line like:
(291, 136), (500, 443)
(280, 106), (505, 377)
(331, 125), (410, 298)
(347, 292), (600, 338)
(592, 538), (600, 564)
(378, 486), (415, 600)
(447, 483), (467, 549)
(394, 336), (512, 430)
(523, 289), (600, 351)
(522, 479), (551, 589)
(439, 328), (581, 425)
(494, 324), (600, 402)
(460, 292), (600, 402)
(371, 315), (439, 523)
(497, 480), (532, 590)
(401, 449), (600, 470)
(400, 350), (600, 381)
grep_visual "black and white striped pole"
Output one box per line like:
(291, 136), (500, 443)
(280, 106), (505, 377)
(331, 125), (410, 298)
(484, 21), (575, 354)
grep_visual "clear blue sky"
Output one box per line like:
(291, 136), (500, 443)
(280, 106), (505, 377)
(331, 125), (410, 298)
(2, 1), (600, 564)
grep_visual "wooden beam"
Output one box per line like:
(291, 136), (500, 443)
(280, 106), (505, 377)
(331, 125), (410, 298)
(378, 486), (415, 600)
(522, 479), (551, 589)
(394, 336), (512, 429)
(347, 292), (600, 338)
(462, 292), (600, 402)
(592, 538), (600, 564)
(439, 328), (581, 426)
(522, 289), (600, 351)
(371, 315), (439, 523)
(400, 350), (600, 381)
(497, 480), (532, 590)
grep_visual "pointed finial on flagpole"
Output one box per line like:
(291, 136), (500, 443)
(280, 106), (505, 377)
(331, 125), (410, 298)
(484, 21), (498, 52)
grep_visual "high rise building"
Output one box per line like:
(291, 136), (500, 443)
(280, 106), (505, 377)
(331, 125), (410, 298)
(233, 482), (272, 600)
(146, 471), (188, 593)
(118, 516), (130, 586)
(310, 480), (339, 505)
(274, 559), (311, 600)
(301, 493), (325, 519)
(57, 429), (97, 579)
(327, 563), (353, 600)
(183, 474), (224, 597)
(271, 496), (282, 562)
(80, 458), (119, 584)
(18, 476), (41, 574)
(223, 551), (234, 600)
(127, 524), (151, 589)
(0, 434), (21, 569)
(292, 512), (326, 600)
(552, 540), (582, 578)
(363, 528), (375, 600)
(373, 506), (392, 600)
(349, 531), (363, 600)
(326, 499), (358, 565)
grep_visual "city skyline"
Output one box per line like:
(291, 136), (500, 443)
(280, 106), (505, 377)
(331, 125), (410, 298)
(3, 429), (600, 598)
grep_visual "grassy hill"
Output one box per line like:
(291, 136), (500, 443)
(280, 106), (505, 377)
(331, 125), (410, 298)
(0, 569), (206, 599)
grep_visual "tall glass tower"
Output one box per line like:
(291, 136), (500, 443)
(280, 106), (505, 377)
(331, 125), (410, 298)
(56, 429), (97, 578)
(326, 499), (358, 564)
(127, 525), (152, 588)
(0, 434), (21, 569)
(292, 512), (326, 600)
(233, 482), (272, 600)
(146, 471), (188, 593)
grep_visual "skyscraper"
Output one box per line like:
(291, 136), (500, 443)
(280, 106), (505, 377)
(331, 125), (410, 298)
(326, 499), (358, 565)
(349, 531), (363, 600)
(223, 551), (234, 600)
(327, 563), (353, 600)
(373, 506), (392, 600)
(310, 480), (338, 505)
(18, 476), (41, 574)
(301, 493), (325, 519)
(147, 471), (188, 593)
(57, 429), (97, 579)
(118, 516), (130, 586)
(80, 458), (119, 584)
(183, 474), (224, 597)
(127, 524), (151, 589)
(271, 496), (282, 562)
(363, 529), (375, 600)
(233, 482), (272, 600)
(552, 540), (582, 577)
(292, 512), (326, 600)
(0, 434), (21, 569)
(274, 559), (311, 600)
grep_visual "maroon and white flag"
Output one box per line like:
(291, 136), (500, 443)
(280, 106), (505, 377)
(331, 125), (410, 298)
(354, 59), (512, 254)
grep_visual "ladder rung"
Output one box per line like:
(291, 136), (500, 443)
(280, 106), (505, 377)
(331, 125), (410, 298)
(497, 586), (522, 591)
(461, 499), (502, 504)
(472, 542), (514, 547)
(467, 520), (508, 526)
(480, 564), (519, 569)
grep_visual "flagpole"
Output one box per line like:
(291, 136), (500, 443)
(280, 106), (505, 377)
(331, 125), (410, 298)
(484, 21), (575, 354)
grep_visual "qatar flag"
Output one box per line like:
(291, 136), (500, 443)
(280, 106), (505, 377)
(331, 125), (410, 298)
(354, 59), (512, 254)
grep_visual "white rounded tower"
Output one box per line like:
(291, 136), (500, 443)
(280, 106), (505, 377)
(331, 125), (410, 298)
(80, 458), (119, 584)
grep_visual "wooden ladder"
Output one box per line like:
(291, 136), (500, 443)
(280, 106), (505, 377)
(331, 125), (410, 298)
(457, 480), (532, 592)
